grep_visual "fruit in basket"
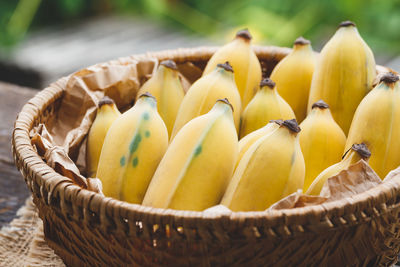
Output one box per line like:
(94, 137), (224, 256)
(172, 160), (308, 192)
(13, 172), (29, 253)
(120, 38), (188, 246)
(345, 73), (400, 179)
(136, 60), (185, 136)
(239, 78), (295, 139)
(202, 29), (262, 108)
(221, 119), (304, 211)
(306, 143), (371, 195)
(142, 99), (238, 211)
(96, 93), (168, 203)
(270, 37), (316, 122)
(299, 100), (346, 190)
(307, 21), (376, 134)
(86, 96), (121, 178)
(170, 62), (241, 140)
(237, 119), (282, 169)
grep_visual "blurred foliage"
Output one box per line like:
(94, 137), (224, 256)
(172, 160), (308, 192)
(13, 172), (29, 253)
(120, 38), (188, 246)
(1, 0), (400, 55)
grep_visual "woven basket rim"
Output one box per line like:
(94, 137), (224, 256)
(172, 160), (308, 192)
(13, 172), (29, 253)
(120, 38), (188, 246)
(12, 45), (400, 230)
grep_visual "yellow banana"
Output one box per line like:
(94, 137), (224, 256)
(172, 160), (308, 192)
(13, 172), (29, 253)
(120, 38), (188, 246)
(96, 93), (168, 203)
(299, 100), (346, 191)
(237, 120), (282, 169)
(202, 29), (262, 108)
(136, 60), (185, 136)
(171, 62), (241, 140)
(306, 143), (371, 195)
(345, 73), (400, 179)
(239, 78), (295, 139)
(307, 21), (376, 134)
(86, 96), (120, 178)
(142, 99), (238, 211)
(221, 119), (305, 211)
(270, 37), (317, 122)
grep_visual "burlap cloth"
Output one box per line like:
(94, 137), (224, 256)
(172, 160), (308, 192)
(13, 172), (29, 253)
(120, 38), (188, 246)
(0, 197), (65, 267)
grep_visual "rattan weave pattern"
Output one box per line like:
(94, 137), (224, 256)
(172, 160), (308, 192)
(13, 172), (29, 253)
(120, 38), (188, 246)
(12, 46), (400, 266)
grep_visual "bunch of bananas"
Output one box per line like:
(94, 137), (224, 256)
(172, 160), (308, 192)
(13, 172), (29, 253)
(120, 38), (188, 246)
(86, 22), (399, 212)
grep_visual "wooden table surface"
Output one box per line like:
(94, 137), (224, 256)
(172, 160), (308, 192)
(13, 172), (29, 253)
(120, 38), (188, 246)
(0, 82), (36, 227)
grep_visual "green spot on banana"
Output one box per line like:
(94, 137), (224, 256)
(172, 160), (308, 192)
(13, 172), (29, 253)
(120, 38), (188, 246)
(120, 156), (126, 166)
(143, 112), (150, 120)
(194, 145), (202, 156)
(132, 157), (139, 167)
(130, 134), (142, 154)
(291, 152), (296, 165)
(145, 130), (151, 137)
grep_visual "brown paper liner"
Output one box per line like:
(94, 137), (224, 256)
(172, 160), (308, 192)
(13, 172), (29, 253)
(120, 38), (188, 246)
(268, 160), (382, 210)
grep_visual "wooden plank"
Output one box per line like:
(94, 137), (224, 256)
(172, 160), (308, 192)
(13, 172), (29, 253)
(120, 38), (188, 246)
(6, 15), (213, 88)
(0, 82), (36, 227)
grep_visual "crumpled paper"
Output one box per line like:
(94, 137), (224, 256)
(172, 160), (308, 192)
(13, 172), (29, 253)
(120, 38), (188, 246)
(31, 124), (102, 194)
(268, 190), (327, 210)
(268, 160), (382, 210)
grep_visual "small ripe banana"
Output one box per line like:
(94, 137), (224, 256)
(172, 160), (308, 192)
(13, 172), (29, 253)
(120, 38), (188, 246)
(299, 100), (346, 191)
(136, 60), (185, 136)
(221, 119), (305, 211)
(170, 62), (241, 140)
(306, 143), (371, 196)
(307, 21), (376, 134)
(237, 120), (282, 169)
(202, 29), (262, 108)
(142, 99), (238, 211)
(86, 96), (120, 178)
(239, 78), (295, 139)
(346, 73), (400, 179)
(96, 93), (168, 204)
(270, 37), (317, 122)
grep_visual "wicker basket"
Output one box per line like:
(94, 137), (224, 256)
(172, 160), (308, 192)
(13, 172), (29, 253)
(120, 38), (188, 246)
(12, 46), (400, 266)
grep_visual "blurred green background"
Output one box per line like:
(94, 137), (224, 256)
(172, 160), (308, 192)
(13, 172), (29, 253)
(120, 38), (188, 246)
(0, 0), (399, 89)
(1, 0), (400, 53)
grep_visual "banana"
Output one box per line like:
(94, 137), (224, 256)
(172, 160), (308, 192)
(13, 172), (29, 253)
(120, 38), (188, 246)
(237, 120), (282, 168)
(170, 62), (241, 140)
(239, 78), (295, 139)
(270, 37), (317, 122)
(202, 29), (262, 108)
(307, 21), (376, 134)
(136, 60), (185, 136)
(345, 73), (400, 179)
(299, 100), (346, 191)
(306, 143), (371, 195)
(86, 96), (120, 178)
(142, 99), (238, 211)
(96, 93), (168, 203)
(221, 119), (305, 211)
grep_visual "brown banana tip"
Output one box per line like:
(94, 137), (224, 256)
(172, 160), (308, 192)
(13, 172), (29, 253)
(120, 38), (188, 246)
(351, 143), (371, 159)
(98, 96), (115, 108)
(312, 100), (329, 109)
(217, 62), (234, 73)
(339, 21), (356, 28)
(236, 28), (252, 41)
(380, 72), (399, 84)
(260, 78), (276, 89)
(269, 119), (284, 125)
(160, 59), (178, 70)
(294, 36), (311, 46)
(139, 92), (157, 101)
(217, 98), (234, 112)
(282, 119), (301, 133)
